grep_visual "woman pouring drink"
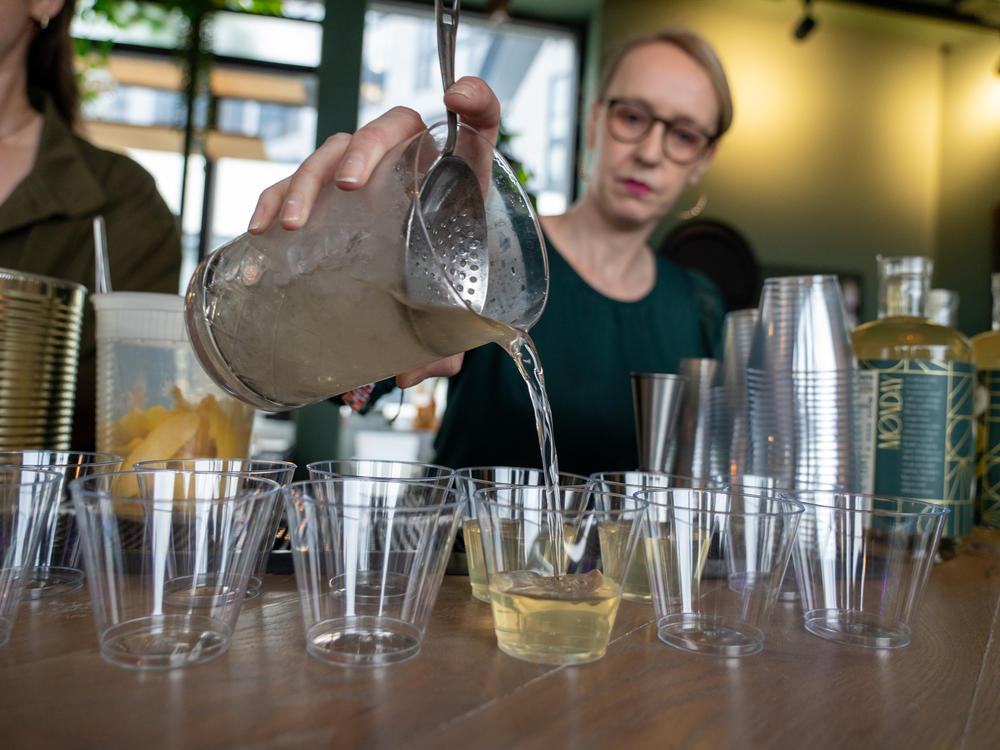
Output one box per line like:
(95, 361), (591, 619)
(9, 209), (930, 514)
(247, 29), (734, 475)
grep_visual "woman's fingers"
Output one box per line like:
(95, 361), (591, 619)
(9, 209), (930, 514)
(247, 106), (426, 233)
(445, 77), (504, 197)
(247, 81), (499, 235)
(396, 353), (465, 389)
(446, 77), (501, 144)
(247, 132), (351, 233)
(331, 106), (426, 189)
(247, 176), (292, 233)
(273, 131), (354, 229)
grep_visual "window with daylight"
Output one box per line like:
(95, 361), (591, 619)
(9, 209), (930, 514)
(73, 1), (324, 290)
(72, 1), (581, 292)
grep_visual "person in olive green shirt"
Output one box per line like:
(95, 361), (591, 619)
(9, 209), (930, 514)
(0, 0), (181, 451)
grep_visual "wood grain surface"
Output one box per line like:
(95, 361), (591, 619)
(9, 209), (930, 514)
(2, 550), (998, 750)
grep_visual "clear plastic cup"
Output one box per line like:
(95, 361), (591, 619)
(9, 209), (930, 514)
(0, 450), (121, 598)
(134, 458), (296, 599)
(70, 470), (280, 669)
(283, 477), (463, 667)
(588, 470), (716, 602)
(637, 486), (803, 657)
(713, 474), (842, 602)
(0, 467), (62, 646)
(474, 485), (647, 665)
(787, 490), (948, 648)
(306, 458), (454, 484)
(454, 467), (588, 602)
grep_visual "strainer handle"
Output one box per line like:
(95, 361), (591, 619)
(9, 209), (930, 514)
(436, 0), (460, 155)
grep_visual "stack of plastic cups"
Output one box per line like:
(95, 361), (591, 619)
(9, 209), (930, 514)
(745, 276), (860, 493)
(708, 309), (757, 478)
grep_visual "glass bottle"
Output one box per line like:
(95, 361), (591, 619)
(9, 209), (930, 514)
(852, 256), (976, 558)
(972, 273), (1000, 532)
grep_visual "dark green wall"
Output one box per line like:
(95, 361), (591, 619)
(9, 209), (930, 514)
(936, 37), (999, 335)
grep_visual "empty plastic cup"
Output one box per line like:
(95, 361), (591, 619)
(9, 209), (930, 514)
(0, 450), (121, 598)
(70, 470), (280, 669)
(283, 477), (463, 667)
(0, 467), (62, 646)
(786, 490), (947, 648)
(134, 458), (296, 600)
(638, 486), (803, 657)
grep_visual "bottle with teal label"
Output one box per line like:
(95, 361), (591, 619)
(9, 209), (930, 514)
(852, 256), (975, 558)
(972, 273), (1000, 531)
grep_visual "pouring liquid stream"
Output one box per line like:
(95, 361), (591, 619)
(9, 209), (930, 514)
(478, 320), (624, 664)
(504, 333), (565, 576)
(414, 303), (560, 504)
(408, 296), (564, 574)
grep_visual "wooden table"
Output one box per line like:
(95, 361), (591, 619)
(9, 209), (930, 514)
(2, 550), (998, 749)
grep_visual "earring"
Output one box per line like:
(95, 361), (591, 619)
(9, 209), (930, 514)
(39, 16), (50, 29)
(577, 158), (588, 184)
(676, 188), (707, 220)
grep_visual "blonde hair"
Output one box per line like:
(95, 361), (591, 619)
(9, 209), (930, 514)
(596, 30), (734, 139)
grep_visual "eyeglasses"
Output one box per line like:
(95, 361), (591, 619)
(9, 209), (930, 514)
(604, 98), (717, 165)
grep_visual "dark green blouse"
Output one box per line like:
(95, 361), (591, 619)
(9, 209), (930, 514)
(0, 93), (181, 451)
(432, 236), (723, 475)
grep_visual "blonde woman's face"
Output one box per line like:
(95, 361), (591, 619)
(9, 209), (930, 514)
(586, 42), (720, 230)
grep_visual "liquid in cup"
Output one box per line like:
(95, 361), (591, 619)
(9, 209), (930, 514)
(475, 486), (646, 665)
(588, 470), (710, 602)
(488, 569), (623, 664)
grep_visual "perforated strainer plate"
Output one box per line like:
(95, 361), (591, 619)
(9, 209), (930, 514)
(405, 155), (488, 314)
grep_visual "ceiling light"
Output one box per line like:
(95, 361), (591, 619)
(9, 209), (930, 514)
(794, 0), (818, 41)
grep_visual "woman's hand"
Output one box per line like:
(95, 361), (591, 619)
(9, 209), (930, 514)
(395, 353), (465, 389)
(247, 77), (501, 234)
